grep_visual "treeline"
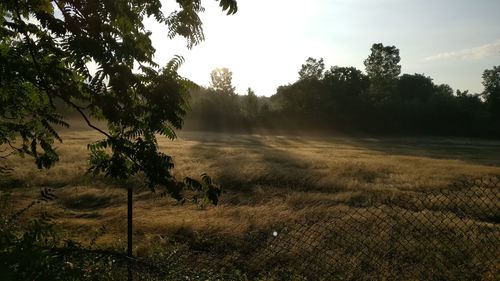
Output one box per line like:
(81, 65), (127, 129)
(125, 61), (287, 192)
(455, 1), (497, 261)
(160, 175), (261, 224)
(187, 43), (500, 137)
(185, 68), (273, 131)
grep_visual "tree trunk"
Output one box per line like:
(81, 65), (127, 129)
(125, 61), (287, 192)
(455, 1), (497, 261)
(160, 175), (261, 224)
(127, 187), (133, 281)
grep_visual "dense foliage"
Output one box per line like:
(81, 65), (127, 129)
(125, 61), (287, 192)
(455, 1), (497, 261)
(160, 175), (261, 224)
(0, 0), (237, 196)
(186, 44), (500, 138)
(1, 1), (237, 278)
(0, 191), (118, 280)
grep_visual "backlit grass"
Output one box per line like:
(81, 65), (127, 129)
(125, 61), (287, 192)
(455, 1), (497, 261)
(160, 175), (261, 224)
(1, 130), (499, 280)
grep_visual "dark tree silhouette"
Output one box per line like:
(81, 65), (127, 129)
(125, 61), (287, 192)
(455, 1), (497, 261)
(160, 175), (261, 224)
(0, 0), (238, 272)
(242, 87), (259, 120)
(397, 74), (435, 102)
(482, 65), (500, 119)
(185, 45), (499, 138)
(298, 57), (325, 81)
(364, 43), (401, 81)
(364, 43), (401, 104)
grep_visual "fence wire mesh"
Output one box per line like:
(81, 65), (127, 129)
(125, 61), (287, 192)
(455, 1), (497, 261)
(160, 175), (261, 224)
(60, 176), (500, 280)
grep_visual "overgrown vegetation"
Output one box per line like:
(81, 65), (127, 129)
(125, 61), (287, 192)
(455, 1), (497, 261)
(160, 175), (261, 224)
(0, 190), (119, 280)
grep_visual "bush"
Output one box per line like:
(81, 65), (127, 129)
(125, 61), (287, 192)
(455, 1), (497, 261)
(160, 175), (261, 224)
(0, 192), (120, 281)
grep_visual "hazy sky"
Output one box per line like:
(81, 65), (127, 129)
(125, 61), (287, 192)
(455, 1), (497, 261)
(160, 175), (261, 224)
(145, 0), (500, 96)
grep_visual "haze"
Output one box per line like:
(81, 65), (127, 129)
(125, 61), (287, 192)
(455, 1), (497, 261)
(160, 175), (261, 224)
(145, 0), (500, 96)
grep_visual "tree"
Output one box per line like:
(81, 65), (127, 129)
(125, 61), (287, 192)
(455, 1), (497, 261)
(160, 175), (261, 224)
(270, 57), (326, 121)
(482, 65), (500, 118)
(397, 73), (435, 102)
(364, 43), (401, 103)
(323, 66), (369, 96)
(0, 0), (237, 269)
(210, 67), (236, 96)
(242, 87), (259, 119)
(322, 66), (369, 126)
(364, 43), (401, 81)
(298, 57), (325, 81)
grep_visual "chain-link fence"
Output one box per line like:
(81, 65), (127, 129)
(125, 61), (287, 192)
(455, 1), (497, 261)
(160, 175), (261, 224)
(51, 176), (500, 280)
(94, 176), (499, 280)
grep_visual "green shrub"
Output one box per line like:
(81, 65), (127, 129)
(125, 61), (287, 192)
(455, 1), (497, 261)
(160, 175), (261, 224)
(0, 192), (120, 281)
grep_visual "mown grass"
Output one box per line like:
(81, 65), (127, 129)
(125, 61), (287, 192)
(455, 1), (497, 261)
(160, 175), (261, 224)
(1, 130), (499, 280)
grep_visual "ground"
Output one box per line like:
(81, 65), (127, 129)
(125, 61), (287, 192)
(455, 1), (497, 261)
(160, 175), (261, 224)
(2, 130), (499, 244)
(1, 130), (499, 279)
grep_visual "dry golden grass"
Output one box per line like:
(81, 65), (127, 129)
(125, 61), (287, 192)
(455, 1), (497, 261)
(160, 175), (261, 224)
(1, 129), (500, 252)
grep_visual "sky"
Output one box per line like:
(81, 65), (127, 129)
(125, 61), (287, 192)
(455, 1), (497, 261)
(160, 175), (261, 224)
(145, 0), (500, 96)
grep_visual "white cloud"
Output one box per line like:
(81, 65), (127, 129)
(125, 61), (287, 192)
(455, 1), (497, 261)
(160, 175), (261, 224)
(424, 40), (500, 61)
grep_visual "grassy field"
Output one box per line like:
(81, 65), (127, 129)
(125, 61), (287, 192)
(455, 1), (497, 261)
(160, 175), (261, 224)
(1, 130), (500, 279)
